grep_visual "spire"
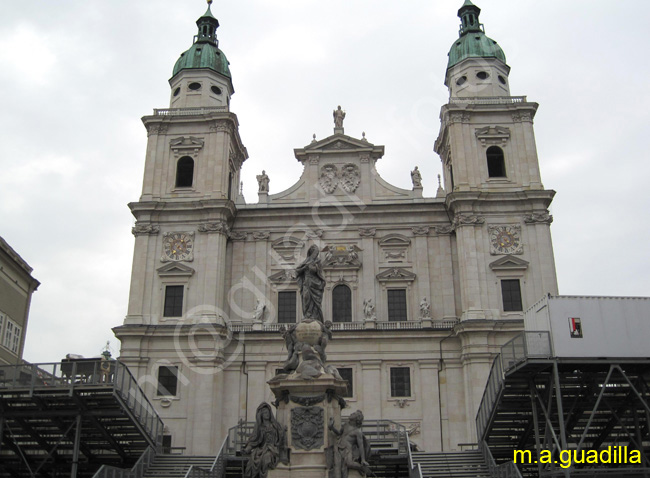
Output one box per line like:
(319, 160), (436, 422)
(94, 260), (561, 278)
(458, 0), (483, 36)
(195, 1), (220, 45)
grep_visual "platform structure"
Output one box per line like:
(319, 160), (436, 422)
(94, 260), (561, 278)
(0, 359), (163, 478)
(476, 296), (650, 478)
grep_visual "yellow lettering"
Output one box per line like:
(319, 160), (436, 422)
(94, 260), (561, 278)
(513, 450), (531, 464)
(600, 447), (611, 463)
(559, 450), (572, 468)
(573, 450), (585, 464)
(630, 450), (641, 464)
(586, 450), (598, 464)
(540, 450), (552, 464)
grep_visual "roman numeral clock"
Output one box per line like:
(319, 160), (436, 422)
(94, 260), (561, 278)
(489, 225), (523, 255)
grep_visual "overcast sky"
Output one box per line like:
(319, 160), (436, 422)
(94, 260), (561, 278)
(1, 1), (649, 364)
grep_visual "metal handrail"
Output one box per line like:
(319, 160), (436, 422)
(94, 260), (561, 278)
(481, 441), (524, 478)
(92, 446), (156, 478)
(475, 354), (504, 443)
(406, 432), (424, 478)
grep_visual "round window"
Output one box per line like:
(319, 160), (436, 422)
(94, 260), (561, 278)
(211, 86), (222, 95)
(188, 82), (202, 91)
(476, 71), (489, 80)
(456, 76), (467, 86)
(498, 75), (507, 85)
(173, 87), (180, 97)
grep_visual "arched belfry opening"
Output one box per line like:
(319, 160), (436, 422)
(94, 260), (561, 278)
(487, 146), (506, 178)
(332, 284), (352, 323)
(176, 156), (194, 187)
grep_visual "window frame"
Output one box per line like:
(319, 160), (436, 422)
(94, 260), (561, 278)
(332, 283), (353, 323)
(389, 366), (413, 399)
(163, 285), (185, 318)
(175, 156), (195, 189)
(501, 279), (523, 312)
(387, 288), (408, 322)
(486, 146), (507, 179)
(157, 365), (179, 397)
(338, 367), (355, 399)
(277, 290), (298, 324)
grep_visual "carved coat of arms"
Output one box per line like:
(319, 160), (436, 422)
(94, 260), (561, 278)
(291, 406), (324, 450)
(319, 165), (339, 194)
(339, 163), (360, 193)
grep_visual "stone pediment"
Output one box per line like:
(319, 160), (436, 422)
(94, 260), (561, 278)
(378, 234), (411, 246)
(294, 134), (384, 164)
(269, 269), (298, 284)
(271, 237), (305, 264)
(475, 126), (510, 147)
(157, 262), (195, 277)
(376, 268), (416, 283)
(489, 255), (529, 271)
(322, 244), (362, 270)
(170, 136), (204, 158)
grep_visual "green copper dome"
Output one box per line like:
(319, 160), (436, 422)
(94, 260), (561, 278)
(447, 1), (506, 70)
(172, 5), (232, 79)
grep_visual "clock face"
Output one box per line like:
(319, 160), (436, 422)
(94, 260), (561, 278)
(162, 232), (194, 261)
(489, 225), (522, 255)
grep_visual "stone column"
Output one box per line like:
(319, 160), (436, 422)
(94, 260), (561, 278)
(419, 360), (442, 451)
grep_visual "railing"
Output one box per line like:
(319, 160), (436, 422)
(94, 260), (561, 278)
(93, 446), (156, 478)
(407, 432), (424, 478)
(449, 96), (527, 105)
(481, 441), (524, 478)
(476, 354), (504, 443)
(0, 360), (164, 447)
(153, 106), (228, 116)
(500, 331), (552, 370)
(227, 318), (458, 333)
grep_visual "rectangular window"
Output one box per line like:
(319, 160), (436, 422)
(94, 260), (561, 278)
(338, 367), (353, 398)
(387, 289), (408, 321)
(278, 291), (297, 323)
(501, 279), (523, 312)
(3, 319), (21, 355)
(163, 286), (184, 317)
(157, 366), (179, 396)
(390, 367), (411, 397)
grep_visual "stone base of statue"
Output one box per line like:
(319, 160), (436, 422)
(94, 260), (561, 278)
(268, 370), (348, 478)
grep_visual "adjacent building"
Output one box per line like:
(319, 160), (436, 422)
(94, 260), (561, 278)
(0, 236), (39, 365)
(115, 1), (559, 454)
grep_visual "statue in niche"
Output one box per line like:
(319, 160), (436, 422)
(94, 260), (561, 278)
(244, 402), (288, 478)
(257, 170), (270, 193)
(333, 105), (346, 129)
(254, 299), (266, 322)
(328, 411), (376, 478)
(419, 297), (431, 319)
(411, 166), (422, 188)
(363, 299), (376, 321)
(296, 245), (325, 322)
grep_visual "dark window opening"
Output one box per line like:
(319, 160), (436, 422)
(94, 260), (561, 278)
(487, 146), (506, 178)
(278, 291), (297, 323)
(211, 85), (222, 95)
(162, 435), (173, 454)
(157, 366), (179, 396)
(498, 75), (507, 85)
(390, 367), (411, 397)
(339, 368), (353, 398)
(176, 157), (194, 188)
(501, 279), (523, 312)
(228, 172), (233, 200)
(456, 76), (467, 86)
(387, 289), (407, 322)
(476, 71), (489, 80)
(163, 285), (184, 317)
(173, 87), (180, 97)
(188, 82), (201, 91)
(332, 284), (352, 323)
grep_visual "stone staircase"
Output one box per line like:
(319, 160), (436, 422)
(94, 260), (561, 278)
(142, 455), (215, 478)
(412, 451), (491, 478)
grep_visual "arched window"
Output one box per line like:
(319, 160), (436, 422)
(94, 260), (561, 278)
(487, 146), (506, 178)
(176, 157), (194, 188)
(332, 284), (352, 323)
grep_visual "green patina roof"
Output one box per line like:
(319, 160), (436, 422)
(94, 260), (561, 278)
(171, 4), (231, 79)
(172, 42), (231, 78)
(447, 0), (506, 70)
(447, 32), (506, 70)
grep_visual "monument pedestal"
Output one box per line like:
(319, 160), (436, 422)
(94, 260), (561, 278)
(268, 373), (348, 478)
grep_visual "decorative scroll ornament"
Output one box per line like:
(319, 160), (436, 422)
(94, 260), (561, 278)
(252, 231), (271, 241)
(198, 221), (230, 235)
(411, 226), (430, 236)
(358, 228), (376, 237)
(291, 406), (324, 451)
(489, 225), (523, 255)
(319, 164), (339, 194)
(132, 224), (160, 236)
(229, 231), (248, 241)
(453, 214), (485, 227)
(339, 163), (361, 193)
(524, 212), (554, 225)
(433, 225), (454, 235)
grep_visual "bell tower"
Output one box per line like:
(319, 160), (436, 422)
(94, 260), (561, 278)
(435, 0), (558, 321)
(122, 1), (247, 328)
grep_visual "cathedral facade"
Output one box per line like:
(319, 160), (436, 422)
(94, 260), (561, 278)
(114, 1), (558, 455)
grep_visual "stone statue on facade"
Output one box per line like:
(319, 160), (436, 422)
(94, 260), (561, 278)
(333, 105), (346, 129)
(328, 411), (376, 478)
(296, 245), (325, 322)
(419, 297), (431, 319)
(411, 166), (422, 188)
(363, 299), (376, 321)
(254, 299), (266, 322)
(244, 402), (288, 478)
(257, 170), (270, 193)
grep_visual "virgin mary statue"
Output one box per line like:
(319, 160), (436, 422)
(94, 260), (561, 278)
(295, 245), (325, 322)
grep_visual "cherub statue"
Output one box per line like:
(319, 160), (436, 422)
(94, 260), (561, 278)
(328, 411), (376, 478)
